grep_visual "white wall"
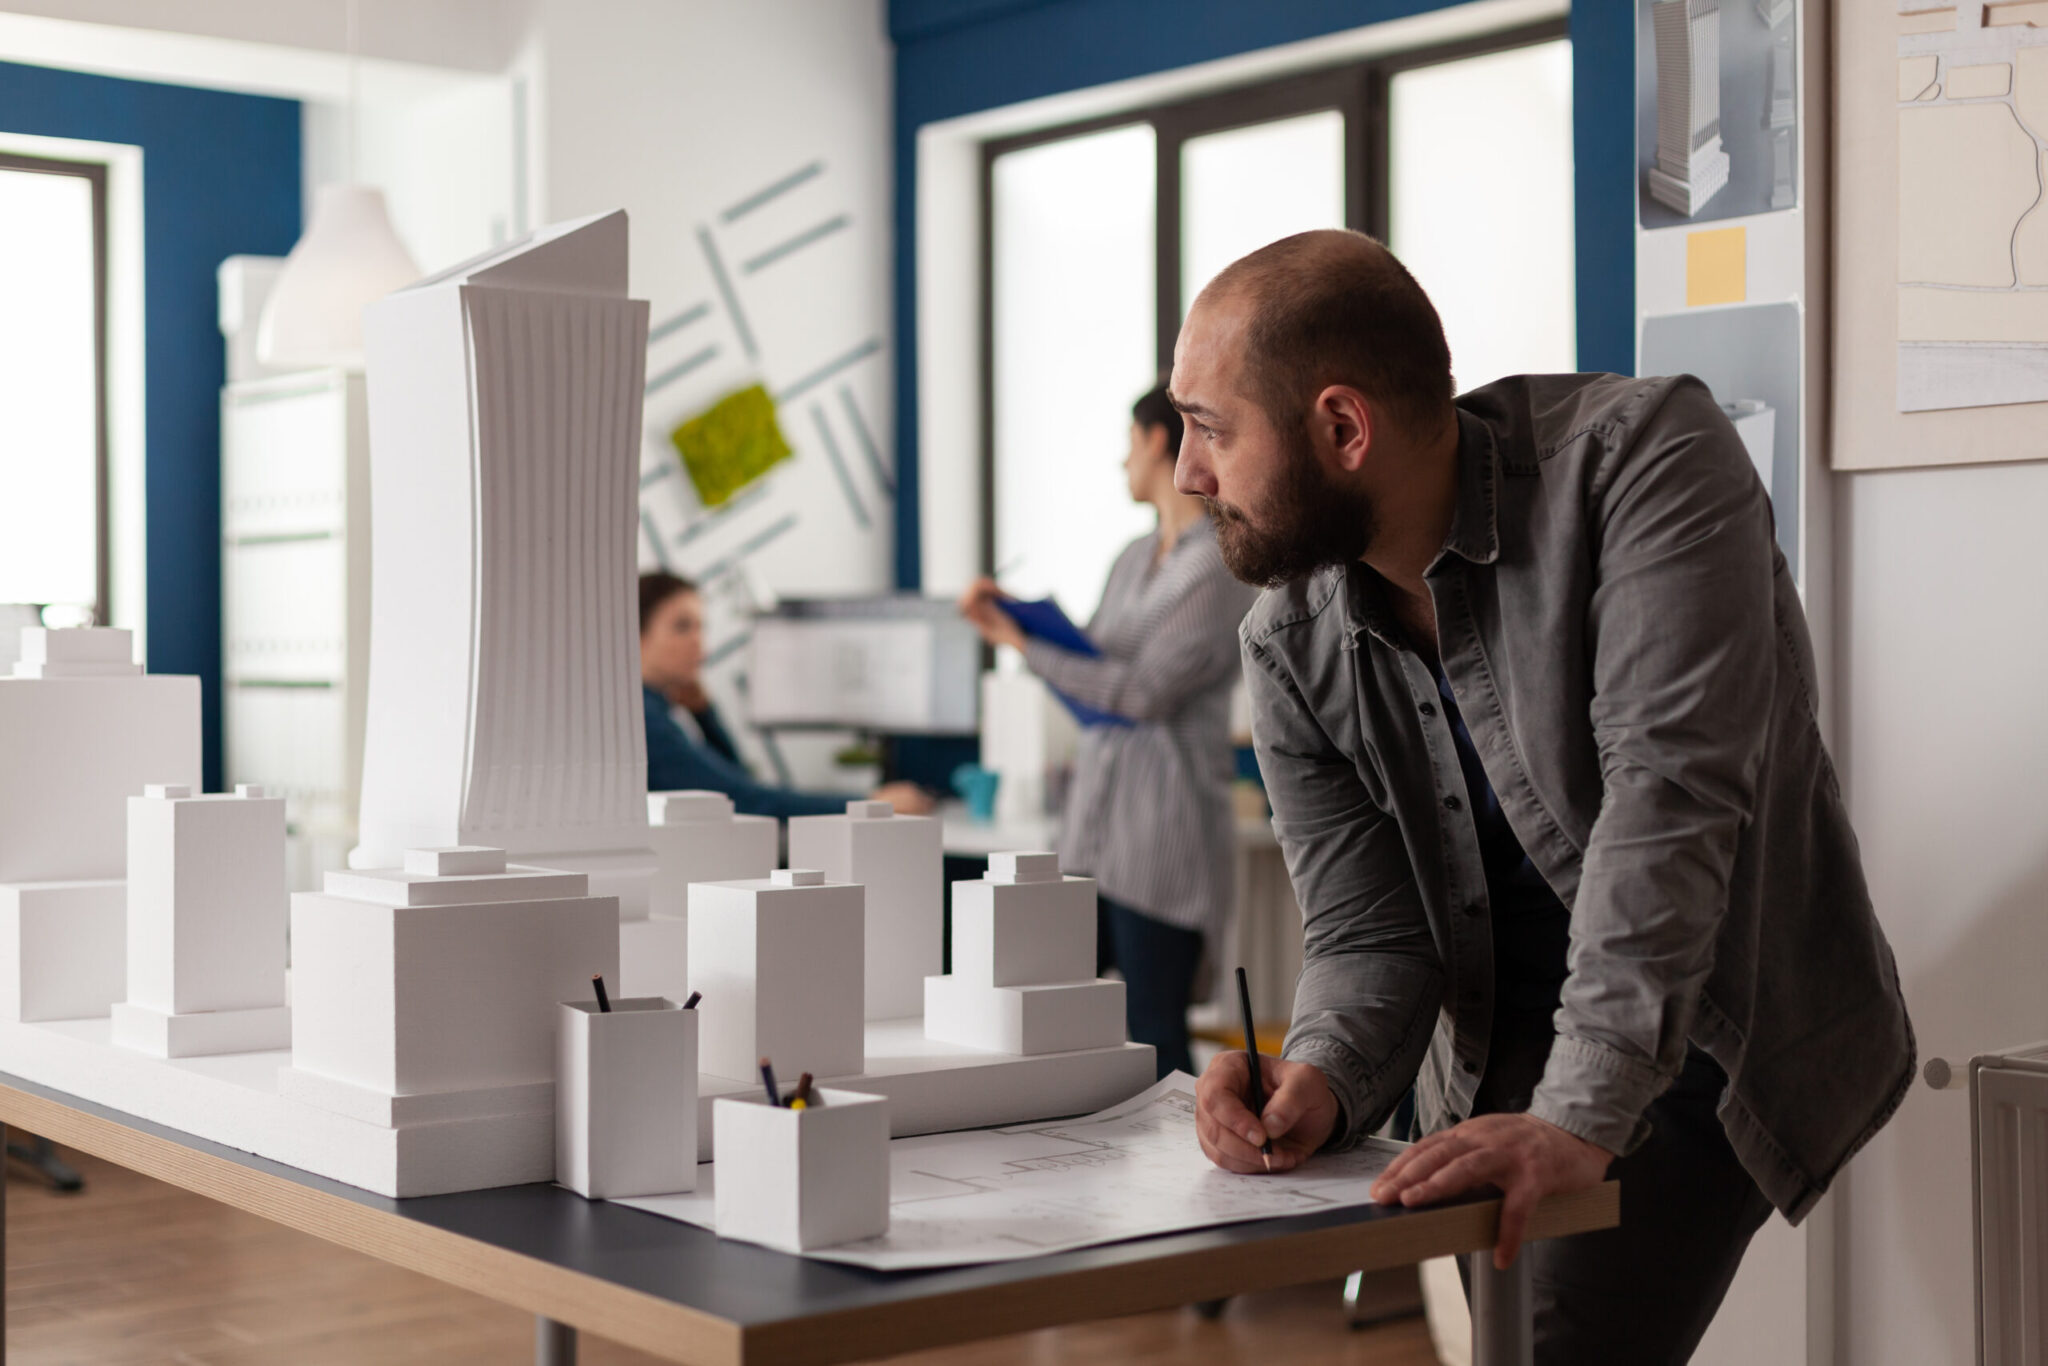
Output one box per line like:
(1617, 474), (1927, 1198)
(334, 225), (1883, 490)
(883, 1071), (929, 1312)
(533, 0), (896, 781)
(1832, 460), (2048, 1365)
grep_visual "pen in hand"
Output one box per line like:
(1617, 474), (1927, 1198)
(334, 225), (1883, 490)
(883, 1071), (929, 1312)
(1235, 966), (1273, 1171)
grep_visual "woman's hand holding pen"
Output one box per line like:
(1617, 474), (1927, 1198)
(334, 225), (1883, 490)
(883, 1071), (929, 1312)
(957, 576), (1025, 651)
(1194, 1051), (1340, 1175)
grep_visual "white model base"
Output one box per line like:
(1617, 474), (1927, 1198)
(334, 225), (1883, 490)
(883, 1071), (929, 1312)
(276, 1066), (554, 1128)
(0, 1015), (1153, 1195)
(0, 1019), (551, 1196)
(109, 1002), (293, 1058)
(694, 1018), (1156, 1159)
(922, 976), (1126, 1056)
(619, 915), (691, 1002)
(0, 880), (126, 1022)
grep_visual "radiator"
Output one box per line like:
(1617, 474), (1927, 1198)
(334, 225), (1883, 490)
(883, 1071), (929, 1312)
(1932, 1040), (2048, 1365)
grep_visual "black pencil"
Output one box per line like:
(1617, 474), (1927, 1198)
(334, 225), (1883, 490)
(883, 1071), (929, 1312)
(759, 1057), (781, 1108)
(1235, 966), (1273, 1170)
(592, 974), (612, 1013)
(681, 990), (701, 1010)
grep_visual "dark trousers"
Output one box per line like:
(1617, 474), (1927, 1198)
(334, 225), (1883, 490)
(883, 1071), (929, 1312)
(1096, 896), (1203, 1080)
(1462, 1011), (1776, 1365)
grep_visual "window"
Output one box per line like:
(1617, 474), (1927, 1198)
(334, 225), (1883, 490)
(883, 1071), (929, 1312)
(982, 23), (1573, 617)
(0, 153), (108, 624)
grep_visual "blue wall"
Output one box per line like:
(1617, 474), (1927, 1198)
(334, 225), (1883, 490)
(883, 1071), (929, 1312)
(0, 61), (302, 789)
(888, 0), (1636, 589)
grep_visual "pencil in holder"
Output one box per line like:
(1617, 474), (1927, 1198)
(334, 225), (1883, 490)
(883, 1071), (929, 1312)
(712, 1088), (889, 1252)
(556, 996), (698, 1198)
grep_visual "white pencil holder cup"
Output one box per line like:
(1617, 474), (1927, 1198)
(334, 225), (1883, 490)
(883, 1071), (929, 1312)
(713, 1088), (889, 1252)
(556, 997), (698, 1199)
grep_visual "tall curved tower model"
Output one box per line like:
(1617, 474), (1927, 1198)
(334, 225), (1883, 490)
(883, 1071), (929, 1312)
(351, 210), (656, 914)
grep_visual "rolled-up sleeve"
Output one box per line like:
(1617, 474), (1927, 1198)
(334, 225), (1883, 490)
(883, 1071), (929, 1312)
(1022, 552), (1250, 723)
(1246, 633), (1443, 1149)
(1527, 377), (1776, 1155)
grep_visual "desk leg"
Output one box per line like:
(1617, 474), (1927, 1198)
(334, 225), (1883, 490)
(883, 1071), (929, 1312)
(535, 1316), (577, 1366)
(1467, 1251), (1532, 1366)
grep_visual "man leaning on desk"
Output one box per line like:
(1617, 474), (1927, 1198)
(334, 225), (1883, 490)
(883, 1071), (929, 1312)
(1180, 230), (1914, 1364)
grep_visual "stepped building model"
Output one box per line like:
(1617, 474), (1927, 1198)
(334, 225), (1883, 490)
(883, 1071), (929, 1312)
(350, 211), (658, 915)
(1649, 0), (1731, 216)
(0, 628), (200, 1024)
(789, 800), (942, 1020)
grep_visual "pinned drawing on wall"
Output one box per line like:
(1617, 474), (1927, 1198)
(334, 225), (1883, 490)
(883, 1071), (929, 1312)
(1894, 5), (2048, 413)
(1638, 0), (1799, 227)
(669, 383), (794, 507)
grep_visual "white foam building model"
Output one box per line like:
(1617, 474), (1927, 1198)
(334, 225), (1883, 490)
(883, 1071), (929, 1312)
(620, 791), (776, 1002)
(788, 800), (942, 1020)
(0, 628), (200, 1023)
(689, 869), (864, 1083)
(1649, 0), (1731, 217)
(924, 852), (1126, 1056)
(279, 846), (619, 1189)
(110, 783), (291, 1056)
(350, 210), (657, 915)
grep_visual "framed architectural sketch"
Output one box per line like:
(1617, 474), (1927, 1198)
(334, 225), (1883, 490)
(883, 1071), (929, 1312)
(1834, 1), (2048, 469)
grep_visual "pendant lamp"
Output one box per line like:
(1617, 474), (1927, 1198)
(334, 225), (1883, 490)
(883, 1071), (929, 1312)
(255, 0), (420, 369)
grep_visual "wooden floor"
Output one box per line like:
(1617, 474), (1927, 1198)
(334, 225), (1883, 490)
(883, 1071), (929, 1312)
(2, 1146), (1440, 1365)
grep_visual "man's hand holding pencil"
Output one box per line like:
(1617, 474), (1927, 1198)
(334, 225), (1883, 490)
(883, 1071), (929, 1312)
(1193, 1052), (1341, 1175)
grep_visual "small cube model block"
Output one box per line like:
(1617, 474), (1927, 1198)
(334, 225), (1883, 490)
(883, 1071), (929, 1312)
(280, 850), (620, 1124)
(713, 1088), (889, 1252)
(10, 626), (140, 678)
(644, 790), (777, 921)
(922, 976), (1126, 1055)
(788, 800), (942, 1020)
(0, 670), (200, 884)
(0, 879), (126, 1022)
(949, 852), (1096, 989)
(111, 786), (292, 1058)
(404, 846), (507, 877)
(687, 870), (863, 1081)
(557, 996), (698, 1198)
(19, 626), (136, 666)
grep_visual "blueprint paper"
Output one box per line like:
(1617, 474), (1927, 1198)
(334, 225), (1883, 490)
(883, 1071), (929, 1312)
(613, 1073), (1406, 1269)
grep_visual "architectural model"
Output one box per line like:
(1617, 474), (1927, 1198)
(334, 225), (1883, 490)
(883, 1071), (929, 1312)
(623, 790), (777, 1001)
(350, 211), (657, 913)
(110, 783), (291, 1057)
(924, 852), (1126, 1056)
(1649, 0), (1731, 216)
(788, 799), (942, 1019)
(689, 869), (865, 1082)
(279, 846), (618, 1187)
(0, 627), (199, 1024)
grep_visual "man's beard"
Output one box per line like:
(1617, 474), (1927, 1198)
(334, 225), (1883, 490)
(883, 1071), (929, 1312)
(1206, 419), (1377, 588)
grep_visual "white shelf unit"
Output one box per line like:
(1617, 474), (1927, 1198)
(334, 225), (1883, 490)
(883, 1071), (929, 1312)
(219, 368), (370, 892)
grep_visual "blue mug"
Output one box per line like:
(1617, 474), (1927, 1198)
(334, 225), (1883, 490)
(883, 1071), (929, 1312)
(950, 763), (1000, 824)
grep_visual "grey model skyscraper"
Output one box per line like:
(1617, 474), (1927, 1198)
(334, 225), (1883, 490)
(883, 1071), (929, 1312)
(1649, 0), (1731, 216)
(351, 211), (656, 913)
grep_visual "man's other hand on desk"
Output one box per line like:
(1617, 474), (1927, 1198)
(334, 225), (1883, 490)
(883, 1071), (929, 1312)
(1194, 1051), (1340, 1175)
(1370, 1112), (1613, 1270)
(870, 781), (935, 816)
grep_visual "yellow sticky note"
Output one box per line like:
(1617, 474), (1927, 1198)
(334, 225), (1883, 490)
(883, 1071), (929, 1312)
(1686, 227), (1747, 307)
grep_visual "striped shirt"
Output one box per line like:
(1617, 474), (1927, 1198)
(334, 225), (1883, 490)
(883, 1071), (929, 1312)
(1021, 516), (1256, 938)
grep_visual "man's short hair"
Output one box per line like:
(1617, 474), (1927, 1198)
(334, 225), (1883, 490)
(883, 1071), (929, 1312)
(1205, 230), (1454, 441)
(1131, 380), (1183, 457)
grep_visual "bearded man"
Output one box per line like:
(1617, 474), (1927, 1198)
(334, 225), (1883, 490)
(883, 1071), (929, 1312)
(1180, 230), (1912, 1364)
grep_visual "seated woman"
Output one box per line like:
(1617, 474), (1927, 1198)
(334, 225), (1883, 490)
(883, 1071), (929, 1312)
(639, 572), (931, 818)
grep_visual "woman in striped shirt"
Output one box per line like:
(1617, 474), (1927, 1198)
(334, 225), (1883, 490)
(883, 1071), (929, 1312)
(961, 384), (1256, 1077)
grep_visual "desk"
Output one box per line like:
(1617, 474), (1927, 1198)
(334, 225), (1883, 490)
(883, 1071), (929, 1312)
(0, 1071), (1615, 1366)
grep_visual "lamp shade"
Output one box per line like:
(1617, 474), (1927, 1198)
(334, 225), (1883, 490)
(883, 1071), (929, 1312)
(255, 185), (420, 369)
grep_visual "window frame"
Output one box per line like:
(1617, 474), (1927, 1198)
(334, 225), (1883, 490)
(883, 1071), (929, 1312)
(974, 17), (1569, 576)
(0, 150), (111, 623)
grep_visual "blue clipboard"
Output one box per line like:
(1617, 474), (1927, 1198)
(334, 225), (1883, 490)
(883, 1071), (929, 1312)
(993, 597), (1132, 728)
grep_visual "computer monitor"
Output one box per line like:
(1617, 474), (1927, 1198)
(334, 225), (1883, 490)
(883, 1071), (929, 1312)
(746, 596), (980, 735)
